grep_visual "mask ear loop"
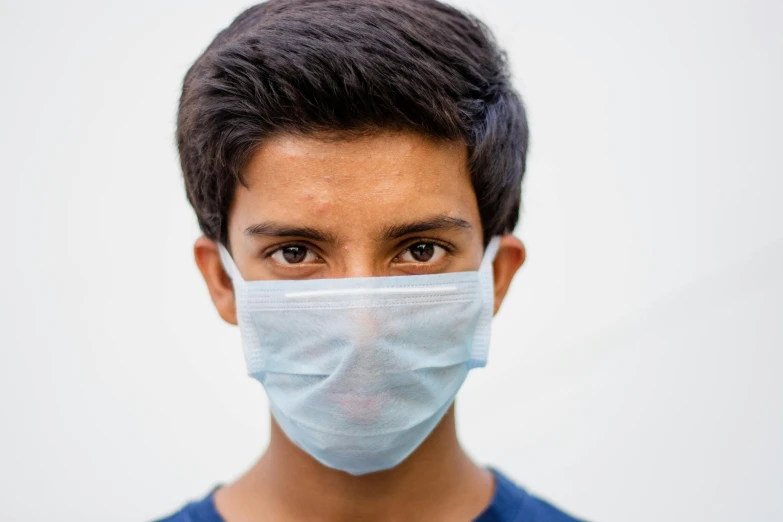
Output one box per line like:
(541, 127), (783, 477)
(217, 243), (264, 371)
(469, 235), (503, 368)
(217, 243), (245, 284)
(480, 236), (502, 272)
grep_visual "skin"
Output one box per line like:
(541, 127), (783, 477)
(195, 130), (526, 522)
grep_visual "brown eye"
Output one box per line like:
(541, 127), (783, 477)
(282, 246), (306, 263)
(398, 242), (446, 263)
(411, 243), (434, 262)
(270, 245), (319, 265)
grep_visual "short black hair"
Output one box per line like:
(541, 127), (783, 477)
(176, 0), (529, 247)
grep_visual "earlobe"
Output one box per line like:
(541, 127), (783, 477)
(194, 236), (238, 325)
(491, 235), (526, 315)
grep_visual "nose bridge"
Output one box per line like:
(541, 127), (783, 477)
(334, 242), (382, 278)
(350, 305), (380, 345)
(330, 241), (383, 358)
(343, 305), (382, 377)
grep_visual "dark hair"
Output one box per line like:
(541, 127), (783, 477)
(176, 0), (529, 247)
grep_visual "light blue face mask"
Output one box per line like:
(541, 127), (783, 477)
(218, 236), (501, 475)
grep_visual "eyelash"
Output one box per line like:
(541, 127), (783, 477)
(263, 239), (456, 265)
(394, 239), (455, 262)
(262, 241), (323, 262)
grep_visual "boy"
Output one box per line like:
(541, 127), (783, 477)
(161, 0), (585, 520)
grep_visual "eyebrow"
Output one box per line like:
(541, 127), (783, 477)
(381, 215), (472, 240)
(244, 222), (337, 243)
(243, 214), (472, 244)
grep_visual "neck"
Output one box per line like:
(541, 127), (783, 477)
(215, 405), (494, 522)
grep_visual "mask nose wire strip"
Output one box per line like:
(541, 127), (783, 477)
(284, 286), (460, 298)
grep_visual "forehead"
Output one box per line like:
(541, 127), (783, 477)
(230, 131), (481, 237)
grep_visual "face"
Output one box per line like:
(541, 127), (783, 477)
(195, 131), (525, 323)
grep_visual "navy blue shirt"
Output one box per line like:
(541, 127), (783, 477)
(155, 468), (584, 522)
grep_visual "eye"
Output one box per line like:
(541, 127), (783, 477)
(397, 242), (447, 263)
(270, 245), (320, 265)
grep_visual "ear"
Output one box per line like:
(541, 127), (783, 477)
(491, 234), (526, 315)
(194, 236), (238, 325)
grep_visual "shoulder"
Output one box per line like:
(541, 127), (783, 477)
(481, 469), (588, 522)
(152, 488), (224, 522)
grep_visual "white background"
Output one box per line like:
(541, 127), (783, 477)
(1, 0), (781, 520)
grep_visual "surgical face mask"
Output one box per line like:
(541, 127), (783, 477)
(218, 237), (501, 475)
